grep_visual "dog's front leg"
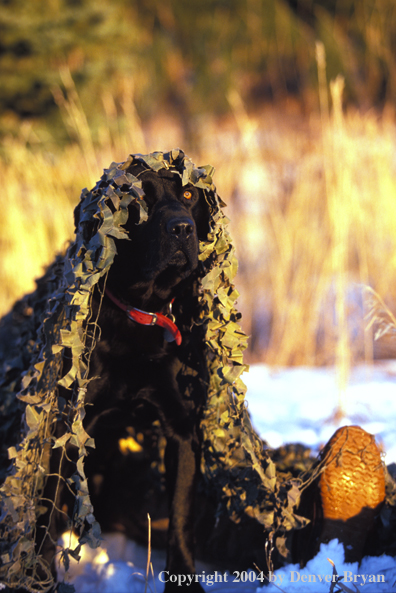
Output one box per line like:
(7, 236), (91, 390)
(164, 432), (204, 592)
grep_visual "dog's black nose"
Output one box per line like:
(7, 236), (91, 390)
(167, 217), (195, 240)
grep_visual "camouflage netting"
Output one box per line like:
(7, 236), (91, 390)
(0, 149), (307, 592)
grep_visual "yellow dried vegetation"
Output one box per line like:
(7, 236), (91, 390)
(2, 65), (396, 374)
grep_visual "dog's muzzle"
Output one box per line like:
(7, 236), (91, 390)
(166, 216), (198, 267)
(166, 217), (195, 241)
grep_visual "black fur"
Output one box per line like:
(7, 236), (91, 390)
(39, 165), (211, 591)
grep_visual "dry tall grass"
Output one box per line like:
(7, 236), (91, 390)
(2, 72), (396, 375)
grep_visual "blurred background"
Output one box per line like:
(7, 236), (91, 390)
(1, 0), (396, 379)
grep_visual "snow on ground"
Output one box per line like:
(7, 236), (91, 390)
(62, 535), (396, 592)
(61, 362), (396, 592)
(245, 361), (396, 465)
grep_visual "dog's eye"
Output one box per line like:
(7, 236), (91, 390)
(183, 190), (192, 200)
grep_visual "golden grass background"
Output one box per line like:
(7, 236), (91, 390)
(2, 59), (396, 375)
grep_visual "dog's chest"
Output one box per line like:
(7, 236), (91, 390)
(85, 313), (179, 402)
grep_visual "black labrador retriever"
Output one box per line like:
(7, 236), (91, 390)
(3, 159), (211, 592)
(80, 163), (209, 590)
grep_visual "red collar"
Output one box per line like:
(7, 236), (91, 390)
(105, 288), (182, 346)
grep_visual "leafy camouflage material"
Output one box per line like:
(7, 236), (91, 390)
(0, 149), (305, 591)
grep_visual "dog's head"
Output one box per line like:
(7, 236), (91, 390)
(74, 151), (214, 305)
(107, 162), (210, 302)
